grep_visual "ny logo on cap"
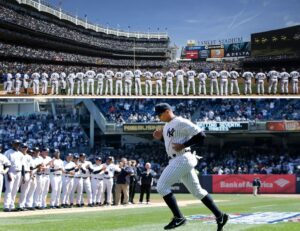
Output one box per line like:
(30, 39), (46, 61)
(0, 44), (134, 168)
(167, 128), (175, 137)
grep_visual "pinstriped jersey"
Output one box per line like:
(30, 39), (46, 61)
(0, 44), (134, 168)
(163, 117), (201, 157)
(290, 71), (300, 82)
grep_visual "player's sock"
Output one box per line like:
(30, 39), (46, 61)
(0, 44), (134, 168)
(163, 193), (183, 218)
(201, 194), (222, 218)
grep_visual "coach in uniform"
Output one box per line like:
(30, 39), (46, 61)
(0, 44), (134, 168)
(153, 103), (228, 230)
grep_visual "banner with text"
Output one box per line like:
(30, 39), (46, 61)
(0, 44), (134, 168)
(212, 174), (296, 193)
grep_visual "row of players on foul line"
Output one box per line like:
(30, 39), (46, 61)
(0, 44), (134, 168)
(0, 141), (153, 212)
(3, 67), (300, 96)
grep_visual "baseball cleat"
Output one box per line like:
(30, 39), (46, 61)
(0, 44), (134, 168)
(164, 217), (186, 230)
(216, 213), (229, 231)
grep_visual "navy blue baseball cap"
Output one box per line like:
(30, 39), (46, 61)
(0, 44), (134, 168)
(42, 147), (50, 152)
(154, 103), (172, 116)
(79, 153), (86, 157)
(67, 153), (73, 157)
(73, 153), (79, 159)
(21, 143), (28, 148)
(12, 139), (21, 144)
(96, 157), (102, 161)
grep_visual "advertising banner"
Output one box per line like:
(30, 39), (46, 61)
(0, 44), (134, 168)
(285, 121), (300, 131)
(186, 50), (199, 59)
(185, 46), (207, 51)
(197, 122), (249, 132)
(266, 121), (286, 131)
(212, 174), (296, 193)
(224, 42), (251, 57)
(199, 49), (210, 58)
(210, 49), (224, 58)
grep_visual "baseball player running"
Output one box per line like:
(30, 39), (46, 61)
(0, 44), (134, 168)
(153, 103), (228, 230)
(134, 69), (143, 96)
(186, 67), (196, 96)
(290, 69), (300, 94)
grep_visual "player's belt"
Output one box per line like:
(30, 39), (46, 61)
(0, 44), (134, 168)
(93, 178), (103, 181)
(53, 173), (62, 176)
(168, 148), (191, 159)
(75, 176), (82, 179)
(64, 175), (74, 178)
(82, 177), (89, 179)
(104, 177), (113, 179)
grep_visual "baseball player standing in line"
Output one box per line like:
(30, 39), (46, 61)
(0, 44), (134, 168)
(0, 144), (11, 203)
(18, 143), (32, 211)
(14, 73), (22, 95)
(86, 70), (96, 96)
(268, 68), (280, 94)
(175, 67), (186, 96)
(165, 69), (174, 96)
(186, 67), (196, 96)
(32, 72), (40, 95)
(197, 69), (207, 95)
(134, 69), (143, 96)
(50, 149), (64, 208)
(91, 157), (105, 206)
(144, 70), (153, 96)
(124, 69), (134, 96)
(219, 68), (230, 96)
(96, 72), (105, 96)
(229, 68), (240, 95)
(208, 68), (219, 95)
(50, 72), (60, 95)
(115, 69), (124, 96)
(33, 147), (45, 209)
(255, 69), (266, 95)
(280, 68), (290, 95)
(41, 72), (49, 95)
(154, 70), (164, 96)
(67, 72), (76, 96)
(102, 156), (120, 206)
(3, 140), (24, 212)
(70, 154), (83, 207)
(242, 70), (254, 95)
(153, 103), (228, 230)
(79, 153), (93, 207)
(23, 72), (30, 95)
(61, 153), (76, 208)
(40, 148), (52, 209)
(290, 68), (300, 94)
(5, 73), (13, 94)
(105, 69), (114, 96)
(25, 149), (43, 210)
(76, 71), (85, 96)
(60, 72), (67, 95)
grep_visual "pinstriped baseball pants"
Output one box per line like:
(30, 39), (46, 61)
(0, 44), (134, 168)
(157, 152), (208, 199)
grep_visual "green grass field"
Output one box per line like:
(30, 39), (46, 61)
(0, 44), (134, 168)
(0, 194), (299, 231)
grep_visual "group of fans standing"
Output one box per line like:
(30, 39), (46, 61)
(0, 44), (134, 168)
(0, 140), (156, 212)
(2, 67), (300, 96)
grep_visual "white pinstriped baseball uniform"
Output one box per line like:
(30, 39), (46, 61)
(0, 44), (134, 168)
(157, 116), (208, 199)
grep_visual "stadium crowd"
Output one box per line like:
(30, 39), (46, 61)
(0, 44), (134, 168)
(0, 113), (88, 152)
(97, 99), (300, 123)
(0, 5), (168, 52)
